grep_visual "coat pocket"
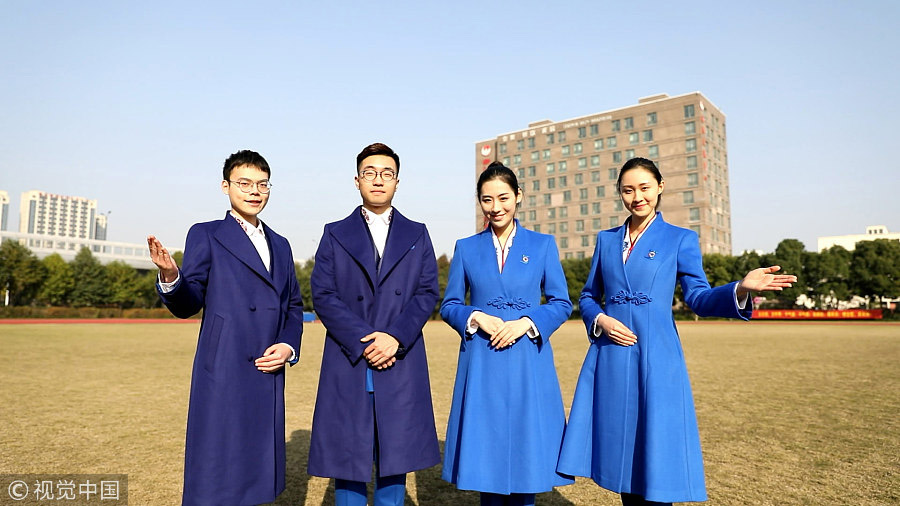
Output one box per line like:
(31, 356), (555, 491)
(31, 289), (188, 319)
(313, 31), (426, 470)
(203, 313), (225, 374)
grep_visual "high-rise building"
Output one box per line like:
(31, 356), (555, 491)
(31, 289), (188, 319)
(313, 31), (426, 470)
(0, 191), (9, 231)
(475, 92), (732, 257)
(19, 190), (104, 240)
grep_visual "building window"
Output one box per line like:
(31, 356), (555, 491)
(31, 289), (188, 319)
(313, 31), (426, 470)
(611, 120), (620, 132)
(685, 138), (697, 153)
(578, 126), (587, 138)
(527, 137), (535, 148)
(629, 132), (639, 145)
(582, 235), (590, 247)
(528, 165), (537, 177)
(685, 121), (696, 135)
(647, 112), (657, 125)
(517, 139), (524, 150)
(576, 219), (585, 231)
(614, 200), (624, 212)
(596, 185), (605, 197)
(575, 173), (583, 184)
(591, 155), (600, 167)
(574, 143), (583, 154)
(531, 151), (539, 161)
(690, 225), (700, 236)
(558, 131), (567, 141)
(499, 143), (507, 154)
(533, 180), (540, 191)
(559, 175), (568, 187)
(542, 149), (551, 160)
(591, 171), (601, 182)
(643, 130), (653, 142)
(558, 161), (567, 172)
(624, 117), (634, 129)
(578, 157), (587, 169)
(684, 104), (695, 118)
(502, 156), (510, 166)
(528, 196), (536, 207)
(592, 218), (602, 230)
(687, 156), (698, 169)
(517, 168), (525, 179)
(594, 139), (604, 150)
(543, 194), (551, 205)
(608, 168), (618, 180)
(687, 172), (699, 186)
(528, 210), (536, 221)
(559, 206), (568, 218)
(548, 208), (556, 219)
(613, 152), (622, 163)
(590, 124), (599, 136)
(563, 190), (571, 202)
(546, 133), (555, 144)
(547, 223), (556, 234)
(560, 237), (568, 248)
(561, 145), (570, 156)
(648, 145), (659, 158)
(579, 187), (587, 199)
(533, 224), (541, 233)
(545, 163), (554, 174)
(514, 154), (522, 165)
(625, 149), (635, 159)
(592, 202), (601, 214)
(560, 222), (569, 233)
(689, 207), (700, 221)
(607, 136), (617, 148)
(683, 191), (694, 204)
(610, 216), (619, 228)
(547, 178), (556, 189)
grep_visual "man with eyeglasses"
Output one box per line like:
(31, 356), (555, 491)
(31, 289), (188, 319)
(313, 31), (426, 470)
(308, 143), (440, 506)
(147, 149), (304, 505)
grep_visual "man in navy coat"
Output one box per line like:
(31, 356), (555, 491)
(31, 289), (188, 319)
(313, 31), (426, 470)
(308, 143), (440, 506)
(147, 150), (304, 505)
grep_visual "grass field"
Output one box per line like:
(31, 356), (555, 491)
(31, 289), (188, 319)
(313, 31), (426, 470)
(1, 321), (897, 505)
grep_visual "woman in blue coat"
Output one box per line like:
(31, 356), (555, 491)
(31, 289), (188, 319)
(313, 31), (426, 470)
(441, 162), (574, 506)
(557, 158), (796, 505)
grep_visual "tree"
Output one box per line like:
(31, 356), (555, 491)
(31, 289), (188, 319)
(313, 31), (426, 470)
(435, 254), (451, 318)
(701, 253), (735, 288)
(768, 239), (808, 307)
(561, 258), (592, 316)
(294, 259), (315, 313)
(850, 239), (900, 305)
(106, 261), (142, 309)
(805, 246), (851, 308)
(69, 247), (109, 307)
(38, 253), (74, 306)
(0, 240), (45, 305)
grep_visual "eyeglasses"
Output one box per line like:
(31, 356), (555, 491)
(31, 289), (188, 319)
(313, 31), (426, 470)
(358, 169), (397, 182)
(228, 179), (272, 193)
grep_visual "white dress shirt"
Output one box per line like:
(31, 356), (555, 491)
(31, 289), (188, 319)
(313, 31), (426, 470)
(360, 206), (392, 260)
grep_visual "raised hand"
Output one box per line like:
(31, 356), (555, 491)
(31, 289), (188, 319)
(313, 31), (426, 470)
(596, 314), (637, 346)
(737, 265), (797, 297)
(147, 235), (179, 283)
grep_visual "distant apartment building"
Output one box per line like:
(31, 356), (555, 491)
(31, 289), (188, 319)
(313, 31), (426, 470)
(817, 225), (900, 252)
(475, 92), (733, 257)
(0, 191), (9, 231)
(19, 190), (107, 240)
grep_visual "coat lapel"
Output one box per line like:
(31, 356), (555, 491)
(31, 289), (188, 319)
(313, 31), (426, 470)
(377, 210), (420, 285)
(213, 213), (275, 289)
(623, 212), (664, 285)
(331, 207), (378, 290)
(264, 225), (287, 294)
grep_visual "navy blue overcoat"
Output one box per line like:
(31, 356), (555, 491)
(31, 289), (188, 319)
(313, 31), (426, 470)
(308, 207), (440, 481)
(158, 213), (304, 506)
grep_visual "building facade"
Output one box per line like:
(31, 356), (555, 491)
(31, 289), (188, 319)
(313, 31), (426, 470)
(0, 191), (9, 231)
(817, 225), (900, 252)
(19, 190), (106, 240)
(475, 92), (732, 257)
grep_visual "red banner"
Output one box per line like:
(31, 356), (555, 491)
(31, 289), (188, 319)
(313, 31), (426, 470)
(752, 309), (883, 320)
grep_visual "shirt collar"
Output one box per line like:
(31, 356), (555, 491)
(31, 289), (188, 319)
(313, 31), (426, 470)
(490, 221), (517, 251)
(361, 206), (393, 227)
(230, 211), (265, 237)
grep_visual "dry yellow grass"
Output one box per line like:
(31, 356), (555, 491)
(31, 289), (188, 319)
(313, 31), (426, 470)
(1, 321), (897, 505)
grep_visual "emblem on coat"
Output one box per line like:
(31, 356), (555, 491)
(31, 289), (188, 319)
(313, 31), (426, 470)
(521, 255), (529, 264)
(648, 250), (656, 259)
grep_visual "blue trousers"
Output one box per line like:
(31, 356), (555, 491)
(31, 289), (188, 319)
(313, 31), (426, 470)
(480, 492), (536, 506)
(334, 391), (406, 506)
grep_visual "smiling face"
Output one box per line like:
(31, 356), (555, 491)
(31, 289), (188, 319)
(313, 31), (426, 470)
(355, 154), (398, 212)
(479, 177), (522, 233)
(619, 167), (664, 222)
(221, 164), (270, 225)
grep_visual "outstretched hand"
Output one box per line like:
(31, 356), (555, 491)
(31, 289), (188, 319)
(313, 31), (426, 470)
(737, 265), (797, 297)
(147, 235), (178, 283)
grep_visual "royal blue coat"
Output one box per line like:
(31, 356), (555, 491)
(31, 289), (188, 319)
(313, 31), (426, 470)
(308, 207), (440, 482)
(440, 224), (574, 494)
(557, 214), (751, 503)
(158, 214), (304, 506)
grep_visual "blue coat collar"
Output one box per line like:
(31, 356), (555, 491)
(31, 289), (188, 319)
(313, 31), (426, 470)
(331, 206), (421, 287)
(213, 212), (276, 288)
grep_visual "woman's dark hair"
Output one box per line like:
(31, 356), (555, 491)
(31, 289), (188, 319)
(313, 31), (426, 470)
(477, 161), (520, 198)
(616, 157), (664, 205)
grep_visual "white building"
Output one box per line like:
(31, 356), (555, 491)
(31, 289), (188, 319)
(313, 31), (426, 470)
(19, 190), (107, 240)
(0, 191), (9, 231)
(817, 225), (900, 252)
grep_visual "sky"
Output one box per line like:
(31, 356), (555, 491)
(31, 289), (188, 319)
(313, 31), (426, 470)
(1, 1), (898, 260)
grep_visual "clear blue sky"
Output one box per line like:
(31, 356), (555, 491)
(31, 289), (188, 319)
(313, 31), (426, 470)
(2, 1), (898, 260)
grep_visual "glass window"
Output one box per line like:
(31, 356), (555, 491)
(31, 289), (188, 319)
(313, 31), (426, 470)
(685, 139), (697, 152)
(577, 251), (585, 259)
(513, 154), (521, 165)
(528, 210), (536, 221)
(591, 171), (601, 182)
(647, 112), (657, 125)
(687, 156), (698, 169)
(561, 145), (570, 156)
(531, 151), (539, 161)
(592, 202), (601, 214)
(543, 194), (551, 205)
(547, 223), (556, 234)
(545, 163), (554, 174)
(578, 126), (586, 138)
(560, 237), (568, 248)
(499, 143), (507, 154)
(527, 137), (535, 148)
(590, 124), (599, 136)
(579, 187), (587, 199)
(580, 203), (588, 215)
(689, 207), (700, 221)
(613, 151), (622, 163)
(643, 130), (653, 142)
(528, 196), (536, 207)
(685, 121), (696, 135)
(574, 173), (583, 184)
(609, 216), (619, 227)
(546, 133), (555, 144)
(558, 131), (567, 141)
(683, 191), (694, 204)
(533, 224), (541, 233)
(687, 172), (699, 186)
(576, 219), (585, 231)
(594, 139), (604, 150)
(648, 145), (659, 158)
(528, 165), (537, 177)
(574, 143), (583, 154)
(547, 177), (556, 189)
(684, 104), (695, 118)
(517, 168), (525, 178)
(502, 156), (510, 166)
(607, 136), (617, 148)
(614, 200), (624, 212)
(558, 161), (567, 172)
(592, 218), (602, 230)
(542, 149), (551, 160)
(596, 185), (605, 197)
(611, 120), (620, 132)
(559, 176), (567, 187)
(624, 117), (634, 129)
(629, 132), (639, 145)
(517, 139), (524, 150)
(548, 208), (556, 219)
(608, 168), (618, 180)
(590, 155), (600, 167)
(559, 207), (568, 218)
(625, 149), (635, 159)
(578, 157), (587, 169)
(582, 235), (590, 247)
(559, 222), (569, 233)
(563, 190), (572, 202)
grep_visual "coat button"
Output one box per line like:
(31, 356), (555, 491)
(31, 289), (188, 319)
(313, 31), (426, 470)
(248, 356), (253, 362)
(357, 295), (364, 301)
(395, 289), (402, 295)
(249, 305), (256, 311)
